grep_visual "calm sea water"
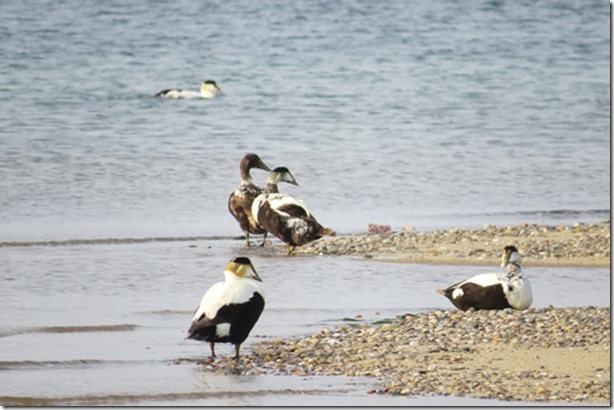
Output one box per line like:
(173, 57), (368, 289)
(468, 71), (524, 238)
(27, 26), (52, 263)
(0, 0), (609, 242)
(0, 0), (610, 406)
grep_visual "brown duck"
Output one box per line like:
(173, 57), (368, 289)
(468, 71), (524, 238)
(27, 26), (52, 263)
(228, 153), (271, 246)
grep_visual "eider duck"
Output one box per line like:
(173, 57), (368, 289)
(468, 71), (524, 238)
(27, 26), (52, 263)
(436, 245), (532, 311)
(252, 167), (335, 255)
(261, 166), (299, 194)
(187, 257), (265, 360)
(228, 153), (272, 246)
(154, 80), (223, 99)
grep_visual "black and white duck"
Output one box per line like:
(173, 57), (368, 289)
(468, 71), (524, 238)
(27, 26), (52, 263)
(186, 257), (265, 360)
(436, 245), (532, 311)
(252, 167), (335, 255)
(155, 80), (223, 99)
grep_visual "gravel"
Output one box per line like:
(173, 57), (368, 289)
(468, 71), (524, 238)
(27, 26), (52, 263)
(190, 222), (611, 404)
(249, 306), (611, 403)
(293, 222), (610, 267)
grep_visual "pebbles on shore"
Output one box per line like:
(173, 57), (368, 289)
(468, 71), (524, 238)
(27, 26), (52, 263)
(247, 306), (610, 403)
(189, 222), (611, 404)
(292, 222), (610, 266)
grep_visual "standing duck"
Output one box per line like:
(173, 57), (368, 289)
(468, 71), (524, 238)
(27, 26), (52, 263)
(252, 167), (335, 255)
(154, 80), (223, 99)
(436, 245), (533, 311)
(187, 257), (265, 360)
(261, 166), (299, 194)
(228, 153), (271, 246)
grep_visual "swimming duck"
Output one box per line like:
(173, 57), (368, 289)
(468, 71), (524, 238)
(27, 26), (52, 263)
(228, 153), (272, 246)
(187, 257), (265, 360)
(252, 167), (335, 255)
(436, 245), (533, 311)
(154, 80), (223, 99)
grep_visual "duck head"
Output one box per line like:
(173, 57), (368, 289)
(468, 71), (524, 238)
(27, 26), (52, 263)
(225, 256), (262, 282)
(501, 245), (521, 268)
(242, 153), (271, 172)
(267, 166), (299, 187)
(201, 80), (223, 95)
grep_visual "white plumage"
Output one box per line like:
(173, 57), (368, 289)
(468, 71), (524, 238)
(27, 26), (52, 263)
(187, 257), (265, 360)
(155, 80), (223, 99)
(254, 193), (310, 219)
(191, 270), (262, 323)
(251, 167), (335, 255)
(436, 245), (532, 311)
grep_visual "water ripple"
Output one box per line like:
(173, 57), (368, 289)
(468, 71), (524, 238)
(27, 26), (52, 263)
(0, 324), (138, 338)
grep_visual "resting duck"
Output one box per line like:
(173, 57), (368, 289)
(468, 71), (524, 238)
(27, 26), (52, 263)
(228, 153), (271, 246)
(187, 257), (265, 360)
(436, 245), (533, 311)
(252, 167), (335, 255)
(154, 80), (223, 99)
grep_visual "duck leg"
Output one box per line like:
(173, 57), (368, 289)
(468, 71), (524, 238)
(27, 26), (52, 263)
(245, 232), (252, 247)
(209, 342), (216, 358)
(234, 344), (241, 360)
(259, 232), (267, 247)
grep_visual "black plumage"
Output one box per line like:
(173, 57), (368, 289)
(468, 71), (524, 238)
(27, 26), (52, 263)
(186, 257), (265, 359)
(437, 282), (511, 311)
(252, 167), (335, 255)
(436, 245), (533, 312)
(187, 293), (265, 357)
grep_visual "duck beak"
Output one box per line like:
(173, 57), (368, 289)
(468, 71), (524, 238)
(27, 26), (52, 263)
(286, 172), (299, 186)
(250, 266), (263, 282)
(500, 249), (510, 268)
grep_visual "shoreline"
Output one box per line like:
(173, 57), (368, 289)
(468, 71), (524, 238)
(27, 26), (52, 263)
(293, 221), (610, 268)
(245, 222), (610, 403)
(249, 306), (610, 404)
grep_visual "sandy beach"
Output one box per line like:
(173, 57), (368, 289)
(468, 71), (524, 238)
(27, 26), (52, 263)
(294, 221), (610, 268)
(250, 307), (610, 404)
(230, 222), (610, 404)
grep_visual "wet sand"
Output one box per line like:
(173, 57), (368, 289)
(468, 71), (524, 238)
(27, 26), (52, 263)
(244, 222), (611, 404)
(0, 222), (609, 405)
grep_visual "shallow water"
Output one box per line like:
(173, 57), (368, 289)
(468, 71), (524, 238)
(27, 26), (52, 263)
(0, 239), (609, 406)
(0, 0), (609, 405)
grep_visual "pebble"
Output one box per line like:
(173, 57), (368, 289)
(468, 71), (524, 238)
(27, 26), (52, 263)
(291, 222), (610, 265)
(186, 222), (611, 403)
(198, 306), (610, 404)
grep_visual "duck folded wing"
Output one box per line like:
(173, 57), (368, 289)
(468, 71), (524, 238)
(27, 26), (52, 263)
(228, 187), (265, 232)
(445, 273), (505, 292)
(154, 89), (173, 97)
(187, 302), (244, 339)
(266, 194), (311, 217)
(187, 315), (222, 339)
(275, 203), (310, 218)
